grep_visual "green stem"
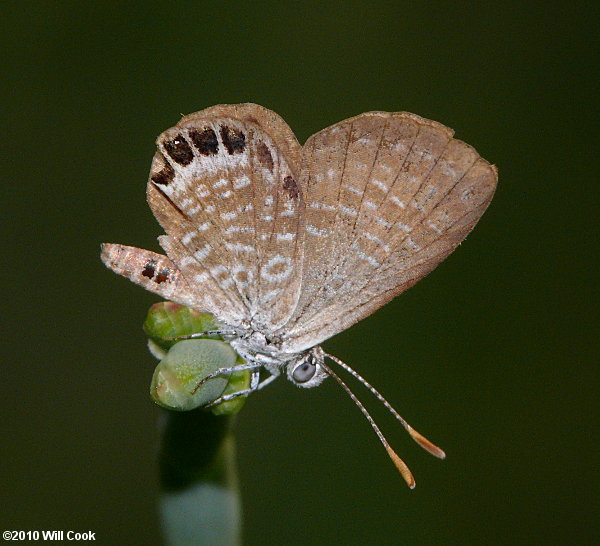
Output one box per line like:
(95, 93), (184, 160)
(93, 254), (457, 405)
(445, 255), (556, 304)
(158, 409), (241, 546)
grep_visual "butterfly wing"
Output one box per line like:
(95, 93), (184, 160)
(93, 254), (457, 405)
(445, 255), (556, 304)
(101, 243), (202, 309)
(280, 111), (497, 352)
(146, 104), (306, 330)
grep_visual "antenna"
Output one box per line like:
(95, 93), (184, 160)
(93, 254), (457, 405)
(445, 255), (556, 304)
(320, 360), (416, 489)
(324, 352), (446, 460)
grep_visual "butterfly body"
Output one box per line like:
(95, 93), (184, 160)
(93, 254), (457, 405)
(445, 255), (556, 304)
(101, 103), (497, 486)
(227, 334), (328, 389)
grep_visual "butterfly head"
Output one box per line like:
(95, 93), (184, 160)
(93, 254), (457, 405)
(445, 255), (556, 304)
(287, 346), (328, 389)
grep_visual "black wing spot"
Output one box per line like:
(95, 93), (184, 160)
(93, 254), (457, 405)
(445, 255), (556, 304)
(155, 270), (170, 284)
(220, 125), (246, 154)
(142, 261), (156, 279)
(190, 128), (219, 155)
(164, 135), (194, 165)
(283, 176), (299, 199)
(257, 141), (274, 172)
(151, 162), (175, 186)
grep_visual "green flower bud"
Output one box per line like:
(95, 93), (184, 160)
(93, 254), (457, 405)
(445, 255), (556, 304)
(210, 355), (251, 416)
(144, 302), (223, 351)
(151, 339), (237, 412)
(146, 302), (251, 415)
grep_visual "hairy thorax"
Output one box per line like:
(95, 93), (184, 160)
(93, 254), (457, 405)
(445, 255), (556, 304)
(229, 330), (299, 366)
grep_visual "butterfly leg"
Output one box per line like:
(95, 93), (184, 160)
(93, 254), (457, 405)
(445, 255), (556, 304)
(191, 361), (260, 394)
(205, 368), (280, 407)
(165, 330), (237, 341)
(254, 369), (280, 391)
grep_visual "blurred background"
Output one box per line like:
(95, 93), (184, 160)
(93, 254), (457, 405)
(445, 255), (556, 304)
(3, 2), (597, 544)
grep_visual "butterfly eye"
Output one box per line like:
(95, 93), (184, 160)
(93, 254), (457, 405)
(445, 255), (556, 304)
(292, 361), (316, 383)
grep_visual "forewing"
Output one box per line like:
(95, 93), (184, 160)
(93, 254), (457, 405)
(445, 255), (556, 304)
(146, 104), (305, 330)
(280, 111), (497, 352)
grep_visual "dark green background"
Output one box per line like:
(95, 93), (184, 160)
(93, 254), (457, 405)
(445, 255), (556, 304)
(4, 2), (597, 544)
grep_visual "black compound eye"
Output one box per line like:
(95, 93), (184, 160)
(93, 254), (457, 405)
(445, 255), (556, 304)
(292, 361), (316, 383)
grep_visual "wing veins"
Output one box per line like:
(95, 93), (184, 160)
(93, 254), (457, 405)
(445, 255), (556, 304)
(294, 197), (491, 341)
(323, 154), (481, 310)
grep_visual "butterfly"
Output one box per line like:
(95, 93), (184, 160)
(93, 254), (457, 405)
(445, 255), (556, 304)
(101, 103), (497, 487)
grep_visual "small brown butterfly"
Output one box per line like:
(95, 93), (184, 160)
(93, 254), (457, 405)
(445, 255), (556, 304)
(102, 104), (497, 487)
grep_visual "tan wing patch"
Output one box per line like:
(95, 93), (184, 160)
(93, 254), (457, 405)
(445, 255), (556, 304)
(102, 105), (496, 346)
(280, 111), (497, 352)
(146, 104), (305, 331)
